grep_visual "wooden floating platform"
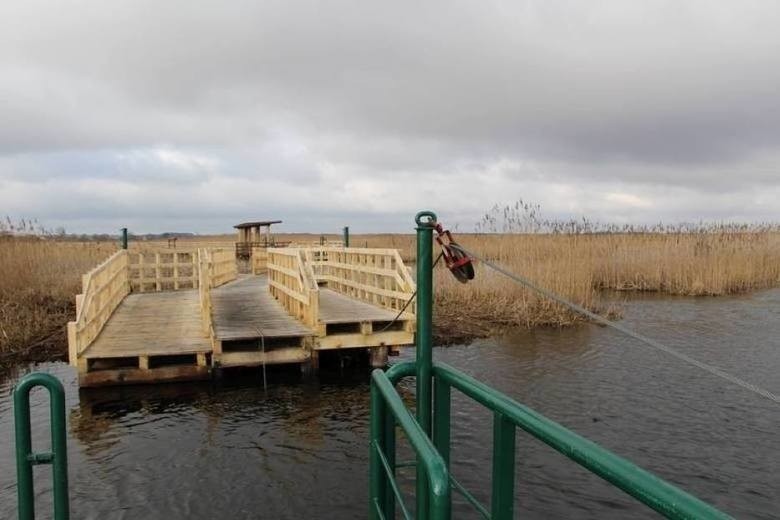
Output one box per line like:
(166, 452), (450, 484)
(78, 290), (211, 387)
(317, 289), (414, 349)
(211, 275), (314, 368)
(69, 246), (416, 387)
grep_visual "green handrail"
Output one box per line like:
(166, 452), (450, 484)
(432, 361), (732, 519)
(374, 361), (732, 519)
(13, 372), (70, 520)
(368, 209), (732, 519)
(370, 366), (451, 520)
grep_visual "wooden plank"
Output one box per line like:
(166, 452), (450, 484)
(315, 330), (414, 350)
(318, 289), (413, 323)
(218, 349), (310, 367)
(211, 275), (314, 341)
(83, 289), (211, 359)
(79, 365), (210, 387)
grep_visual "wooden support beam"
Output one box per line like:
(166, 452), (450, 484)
(369, 346), (389, 368)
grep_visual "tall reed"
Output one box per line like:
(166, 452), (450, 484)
(0, 237), (115, 362)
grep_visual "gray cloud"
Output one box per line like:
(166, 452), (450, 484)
(0, 1), (778, 232)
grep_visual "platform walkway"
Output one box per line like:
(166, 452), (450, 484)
(68, 246), (416, 386)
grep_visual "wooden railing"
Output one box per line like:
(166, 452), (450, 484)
(128, 250), (198, 292)
(251, 246), (268, 275)
(67, 250), (130, 365)
(210, 249), (237, 287)
(198, 249), (213, 337)
(197, 248), (238, 336)
(267, 248), (319, 329)
(303, 247), (416, 313)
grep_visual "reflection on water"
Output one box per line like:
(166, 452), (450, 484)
(1, 289), (778, 519)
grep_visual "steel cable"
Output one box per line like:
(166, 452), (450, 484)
(449, 243), (780, 406)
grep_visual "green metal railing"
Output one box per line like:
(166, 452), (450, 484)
(368, 210), (731, 519)
(13, 372), (70, 520)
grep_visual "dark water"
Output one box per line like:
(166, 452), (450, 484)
(1, 289), (779, 519)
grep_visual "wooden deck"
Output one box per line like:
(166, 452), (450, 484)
(69, 246), (416, 386)
(318, 289), (410, 324)
(212, 275), (314, 341)
(210, 275), (314, 369)
(79, 290), (211, 386)
(316, 288), (414, 350)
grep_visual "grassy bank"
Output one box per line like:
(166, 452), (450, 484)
(1, 229), (778, 365)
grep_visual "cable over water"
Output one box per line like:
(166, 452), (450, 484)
(449, 243), (780, 406)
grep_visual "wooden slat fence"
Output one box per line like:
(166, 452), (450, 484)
(267, 248), (319, 328)
(128, 250), (198, 292)
(303, 247), (416, 313)
(211, 249), (238, 286)
(197, 248), (238, 336)
(67, 250), (130, 366)
(251, 246), (268, 275)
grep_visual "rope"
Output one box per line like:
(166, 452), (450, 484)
(449, 243), (780, 406)
(376, 252), (444, 334)
(256, 328), (267, 392)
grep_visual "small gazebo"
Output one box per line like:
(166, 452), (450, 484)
(234, 220), (283, 258)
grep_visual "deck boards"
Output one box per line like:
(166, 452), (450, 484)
(83, 290), (210, 358)
(211, 275), (314, 340)
(80, 274), (413, 377)
(318, 288), (413, 323)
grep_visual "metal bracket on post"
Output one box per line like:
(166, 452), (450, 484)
(13, 372), (70, 520)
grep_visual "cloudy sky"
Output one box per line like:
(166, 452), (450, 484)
(1, 1), (779, 234)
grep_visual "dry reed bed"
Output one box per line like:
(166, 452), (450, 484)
(1, 231), (778, 363)
(429, 232), (780, 341)
(0, 239), (115, 364)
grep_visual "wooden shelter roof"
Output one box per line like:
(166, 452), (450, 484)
(233, 220), (282, 229)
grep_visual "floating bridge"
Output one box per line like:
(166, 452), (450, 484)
(67, 246), (416, 386)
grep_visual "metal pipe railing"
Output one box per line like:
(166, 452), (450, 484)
(370, 365), (450, 520)
(368, 209), (731, 520)
(13, 372), (70, 520)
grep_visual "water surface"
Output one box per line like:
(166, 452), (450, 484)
(1, 289), (778, 518)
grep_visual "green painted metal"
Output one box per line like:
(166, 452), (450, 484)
(432, 375), (451, 469)
(367, 209), (731, 520)
(13, 372), (70, 520)
(120, 228), (128, 250)
(370, 368), (451, 520)
(490, 412), (515, 520)
(343, 226), (350, 247)
(433, 362), (733, 519)
(415, 210), (436, 518)
(375, 360), (732, 519)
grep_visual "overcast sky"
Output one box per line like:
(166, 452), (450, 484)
(1, 1), (779, 234)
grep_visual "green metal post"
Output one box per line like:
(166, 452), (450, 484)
(433, 376), (451, 469)
(369, 381), (386, 520)
(383, 406), (397, 518)
(13, 372), (70, 520)
(415, 210), (436, 519)
(120, 228), (128, 250)
(491, 412), (516, 519)
(343, 226), (350, 247)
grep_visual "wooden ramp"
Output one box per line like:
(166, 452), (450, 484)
(79, 290), (211, 386)
(210, 275), (314, 368)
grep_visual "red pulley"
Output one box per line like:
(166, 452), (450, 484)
(434, 223), (475, 283)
